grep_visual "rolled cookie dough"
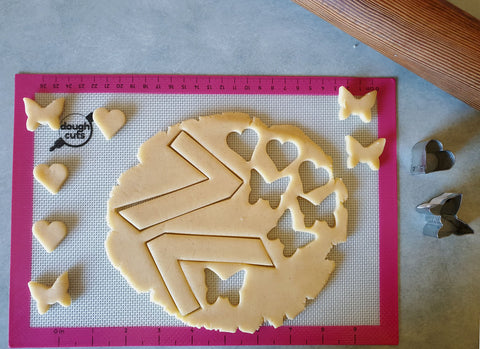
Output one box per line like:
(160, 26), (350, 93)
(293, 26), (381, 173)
(345, 135), (386, 171)
(23, 97), (64, 131)
(338, 86), (377, 123)
(32, 220), (68, 253)
(93, 107), (126, 140)
(33, 163), (69, 195)
(28, 271), (71, 314)
(105, 112), (348, 333)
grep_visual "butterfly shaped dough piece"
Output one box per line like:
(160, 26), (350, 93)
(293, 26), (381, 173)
(24, 97), (65, 131)
(28, 271), (71, 314)
(345, 135), (386, 171)
(338, 86), (377, 123)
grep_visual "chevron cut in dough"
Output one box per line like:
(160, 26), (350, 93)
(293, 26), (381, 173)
(105, 113), (348, 333)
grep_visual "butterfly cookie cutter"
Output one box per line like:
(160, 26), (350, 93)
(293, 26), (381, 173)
(411, 139), (455, 175)
(416, 193), (473, 238)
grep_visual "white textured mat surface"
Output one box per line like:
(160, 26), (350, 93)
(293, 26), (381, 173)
(30, 93), (379, 327)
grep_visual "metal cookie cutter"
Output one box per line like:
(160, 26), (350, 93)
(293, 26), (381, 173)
(416, 193), (473, 238)
(411, 139), (455, 174)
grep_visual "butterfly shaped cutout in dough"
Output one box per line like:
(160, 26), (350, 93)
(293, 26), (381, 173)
(338, 86), (377, 123)
(345, 135), (386, 171)
(205, 268), (245, 306)
(23, 97), (65, 131)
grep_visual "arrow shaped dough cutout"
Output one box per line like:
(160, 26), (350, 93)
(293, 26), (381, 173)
(147, 234), (273, 316)
(119, 131), (243, 230)
(345, 135), (386, 171)
(28, 271), (71, 314)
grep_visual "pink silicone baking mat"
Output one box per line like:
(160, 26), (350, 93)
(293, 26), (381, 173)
(10, 74), (397, 346)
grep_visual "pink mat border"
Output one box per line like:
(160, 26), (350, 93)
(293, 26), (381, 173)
(10, 74), (397, 347)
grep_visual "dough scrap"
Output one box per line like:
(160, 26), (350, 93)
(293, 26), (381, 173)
(105, 112), (348, 333)
(23, 97), (64, 131)
(33, 163), (69, 194)
(28, 271), (71, 314)
(32, 220), (68, 253)
(345, 135), (386, 171)
(93, 107), (126, 140)
(338, 86), (377, 123)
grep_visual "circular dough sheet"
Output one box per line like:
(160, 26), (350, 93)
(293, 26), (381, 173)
(105, 112), (348, 333)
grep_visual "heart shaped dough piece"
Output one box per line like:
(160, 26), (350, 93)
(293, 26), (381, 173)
(34, 163), (69, 194)
(32, 220), (68, 253)
(93, 107), (126, 140)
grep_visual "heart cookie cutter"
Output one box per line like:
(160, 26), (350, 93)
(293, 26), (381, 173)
(410, 139), (455, 175)
(416, 193), (473, 238)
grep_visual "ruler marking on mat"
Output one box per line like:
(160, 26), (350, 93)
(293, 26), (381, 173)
(33, 74), (382, 96)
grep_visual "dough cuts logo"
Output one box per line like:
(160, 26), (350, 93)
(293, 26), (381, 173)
(50, 112), (93, 151)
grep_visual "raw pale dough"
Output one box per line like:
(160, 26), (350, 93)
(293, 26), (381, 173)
(105, 113), (348, 333)
(33, 163), (69, 194)
(23, 97), (64, 131)
(93, 107), (126, 140)
(28, 271), (71, 314)
(338, 86), (377, 123)
(32, 220), (68, 253)
(345, 135), (386, 171)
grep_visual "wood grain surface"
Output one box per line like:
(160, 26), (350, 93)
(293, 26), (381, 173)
(292, 0), (480, 110)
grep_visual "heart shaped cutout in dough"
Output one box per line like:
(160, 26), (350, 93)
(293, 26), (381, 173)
(93, 107), (126, 140)
(226, 128), (258, 161)
(32, 220), (68, 253)
(298, 160), (330, 194)
(34, 163), (69, 194)
(266, 140), (298, 171)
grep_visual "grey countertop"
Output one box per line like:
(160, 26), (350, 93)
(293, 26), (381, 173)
(1, 1), (479, 348)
